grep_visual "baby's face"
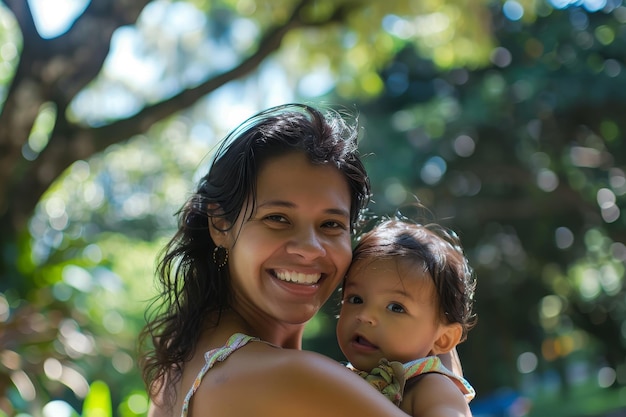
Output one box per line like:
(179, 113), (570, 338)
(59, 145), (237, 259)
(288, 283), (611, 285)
(336, 257), (444, 371)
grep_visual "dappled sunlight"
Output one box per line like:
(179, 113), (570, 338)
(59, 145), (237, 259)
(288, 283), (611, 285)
(28, 0), (89, 38)
(453, 134), (476, 157)
(555, 226), (575, 249)
(448, 171), (482, 197)
(23, 102), (55, 161)
(10, 370), (35, 402)
(43, 358), (90, 398)
(0, 5), (19, 96)
(536, 168), (559, 192)
(570, 146), (610, 168)
(382, 10), (490, 69)
(502, 1), (525, 21)
(420, 156), (447, 185)
(517, 351), (538, 374)
(541, 333), (583, 361)
(550, 0), (608, 12)
(384, 180), (409, 206)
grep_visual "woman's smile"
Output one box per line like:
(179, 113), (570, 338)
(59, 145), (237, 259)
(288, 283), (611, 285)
(273, 269), (322, 285)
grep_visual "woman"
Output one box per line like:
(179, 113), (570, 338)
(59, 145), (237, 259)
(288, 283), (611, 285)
(140, 104), (420, 416)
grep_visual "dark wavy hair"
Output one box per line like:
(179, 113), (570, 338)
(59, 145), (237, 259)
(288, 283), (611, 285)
(139, 103), (371, 399)
(349, 217), (477, 342)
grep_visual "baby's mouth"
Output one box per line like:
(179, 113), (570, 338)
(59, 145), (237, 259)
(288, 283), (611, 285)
(274, 269), (321, 285)
(354, 334), (378, 349)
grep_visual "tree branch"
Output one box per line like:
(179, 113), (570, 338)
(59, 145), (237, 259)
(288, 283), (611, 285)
(3, 0), (366, 234)
(0, 0), (156, 225)
(1, 0), (41, 45)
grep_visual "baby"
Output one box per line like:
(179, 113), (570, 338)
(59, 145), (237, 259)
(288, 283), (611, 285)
(337, 218), (477, 417)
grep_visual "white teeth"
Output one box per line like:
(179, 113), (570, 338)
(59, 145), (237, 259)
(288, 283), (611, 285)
(275, 270), (321, 284)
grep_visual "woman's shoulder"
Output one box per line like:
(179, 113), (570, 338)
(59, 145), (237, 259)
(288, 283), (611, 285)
(201, 344), (345, 390)
(189, 345), (407, 417)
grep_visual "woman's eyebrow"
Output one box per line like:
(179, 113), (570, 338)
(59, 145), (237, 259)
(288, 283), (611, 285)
(257, 200), (350, 218)
(256, 200), (296, 209)
(325, 207), (350, 218)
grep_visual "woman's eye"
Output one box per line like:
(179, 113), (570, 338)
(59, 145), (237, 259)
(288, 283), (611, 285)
(322, 220), (347, 230)
(346, 295), (363, 304)
(387, 303), (405, 313)
(265, 214), (288, 223)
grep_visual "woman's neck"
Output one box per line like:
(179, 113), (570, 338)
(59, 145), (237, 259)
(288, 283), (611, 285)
(213, 309), (305, 349)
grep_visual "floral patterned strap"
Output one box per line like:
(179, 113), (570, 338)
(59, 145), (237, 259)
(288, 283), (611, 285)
(403, 356), (476, 402)
(180, 333), (260, 417)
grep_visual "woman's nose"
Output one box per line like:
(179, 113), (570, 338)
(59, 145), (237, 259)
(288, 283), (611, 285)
(286, 226), (326, 259)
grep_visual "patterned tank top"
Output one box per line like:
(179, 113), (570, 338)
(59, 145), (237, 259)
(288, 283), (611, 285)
(352, 356), (475, 405)
(180, 333), (276, 417)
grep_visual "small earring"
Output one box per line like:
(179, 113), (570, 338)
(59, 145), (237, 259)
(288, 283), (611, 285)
(213, 246), (229, 269)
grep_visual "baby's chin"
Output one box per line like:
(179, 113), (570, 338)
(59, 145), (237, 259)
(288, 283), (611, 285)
(351, 358), (382, 373)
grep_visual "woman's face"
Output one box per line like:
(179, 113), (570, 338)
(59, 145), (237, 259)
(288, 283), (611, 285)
(220, 152), (353, 329)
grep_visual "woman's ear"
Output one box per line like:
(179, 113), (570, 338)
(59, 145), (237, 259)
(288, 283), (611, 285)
(431, 323), (462, 355)
(207, 204), (232, 247)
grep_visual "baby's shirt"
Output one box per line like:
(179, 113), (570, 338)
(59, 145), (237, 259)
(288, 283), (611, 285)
(348, 356), (475, 405)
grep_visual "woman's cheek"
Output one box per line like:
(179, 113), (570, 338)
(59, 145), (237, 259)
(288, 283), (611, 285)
(336, 237), (354, 276)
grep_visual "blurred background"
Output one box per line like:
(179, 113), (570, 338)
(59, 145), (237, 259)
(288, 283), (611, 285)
(0, 0), (625, 416)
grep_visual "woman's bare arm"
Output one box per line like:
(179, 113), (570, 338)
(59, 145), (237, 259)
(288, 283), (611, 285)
(189, 348), (410, 417)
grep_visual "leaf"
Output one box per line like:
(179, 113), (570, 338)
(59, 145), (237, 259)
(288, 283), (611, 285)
(82, 380), (112, 417)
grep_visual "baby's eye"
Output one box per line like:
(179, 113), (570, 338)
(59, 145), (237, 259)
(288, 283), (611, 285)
(346, 295), (363, 304)
(387, 303), (405, 313)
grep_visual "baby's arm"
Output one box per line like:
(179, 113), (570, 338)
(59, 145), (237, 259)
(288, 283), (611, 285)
(401, 373), (472, 417)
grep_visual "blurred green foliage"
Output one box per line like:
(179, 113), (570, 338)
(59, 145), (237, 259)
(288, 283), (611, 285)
(350, 1), (626, 412)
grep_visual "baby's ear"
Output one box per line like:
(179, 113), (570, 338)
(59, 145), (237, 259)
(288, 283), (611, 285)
(431, 323), (462, 355)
